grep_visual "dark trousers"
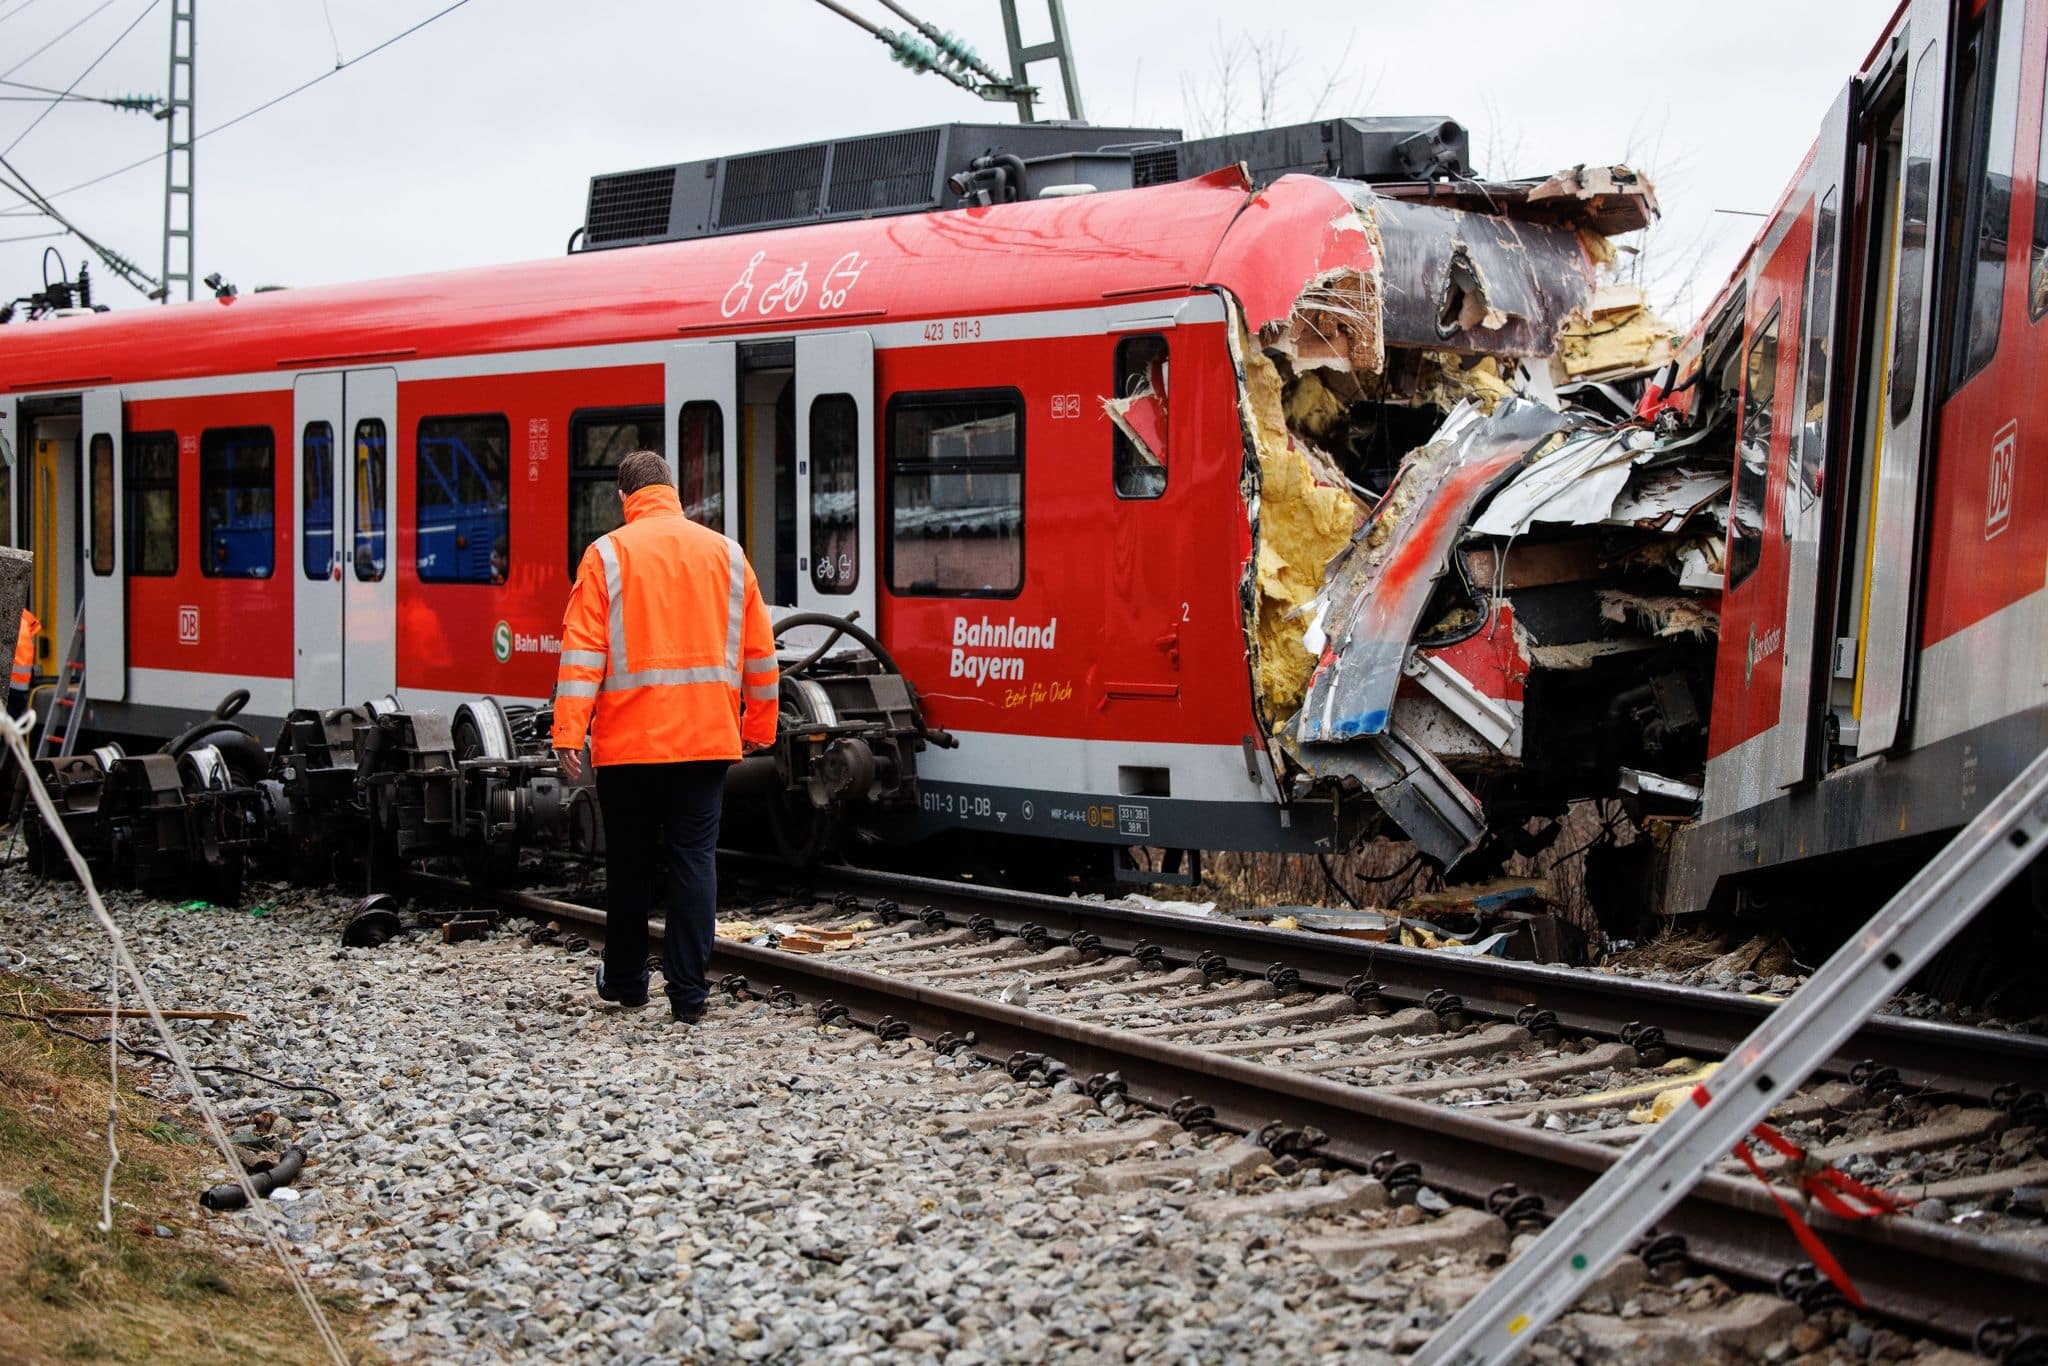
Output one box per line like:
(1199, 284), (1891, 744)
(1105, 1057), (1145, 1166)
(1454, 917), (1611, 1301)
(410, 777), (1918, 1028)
(595, 760), (728, 1012)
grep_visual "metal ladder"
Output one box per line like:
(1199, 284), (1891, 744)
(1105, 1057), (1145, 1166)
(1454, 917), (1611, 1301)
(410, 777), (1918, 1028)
(1418, 744), (2048, 1366)
(33, 610), (86, 761)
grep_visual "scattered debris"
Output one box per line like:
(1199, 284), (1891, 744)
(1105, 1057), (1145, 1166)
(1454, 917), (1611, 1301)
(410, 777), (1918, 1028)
(340, 894), (403, 948)
(198, 1144), (308, 1211)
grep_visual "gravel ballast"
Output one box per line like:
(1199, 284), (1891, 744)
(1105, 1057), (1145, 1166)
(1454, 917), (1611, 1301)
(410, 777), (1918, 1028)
(0, 872), (1977, 1363)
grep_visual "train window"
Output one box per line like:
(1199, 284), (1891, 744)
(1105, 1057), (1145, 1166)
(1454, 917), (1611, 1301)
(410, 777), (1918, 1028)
(810, 394), (859, 595)
(199, 426), (276, 579)
(302, 422), (334, 579)
(1945, 0), (2025, 387)
(2034, 20), (2048, 320)
(886, 391), (1023, 597)
(1790, 190), (1839, 541)
(1888, 44), (1938, 427)
(416, 414), (509, 584)
(568, 407), (662, 575)
(88, 433), (114, 576)
(1729, 308), (1780, 589)
(1112, 334), (1169, 499)
(677, 401), (723, 531)
(125, 431), (177, 576)
(353, 419), (387, 582)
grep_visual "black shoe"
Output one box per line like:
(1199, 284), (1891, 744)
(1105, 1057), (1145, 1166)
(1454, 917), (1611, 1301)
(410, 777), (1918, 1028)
(670, 1001), (705, 1025)
(597, 965), (649, 1007)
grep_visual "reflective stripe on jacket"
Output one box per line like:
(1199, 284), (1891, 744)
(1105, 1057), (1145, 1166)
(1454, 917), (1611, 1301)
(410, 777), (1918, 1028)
(11, 608), (38, 691)
(551, 483), (779, 765)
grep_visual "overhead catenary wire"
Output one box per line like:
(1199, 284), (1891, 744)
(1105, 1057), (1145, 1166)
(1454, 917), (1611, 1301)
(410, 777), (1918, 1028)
(0, 0), (118, 82)
(0, 0), (163, 161)
(0, 0), (50, 27)
(0, 711), (350, 1366)
(0, 153), (159, 295)
(0, 0), (474, 218)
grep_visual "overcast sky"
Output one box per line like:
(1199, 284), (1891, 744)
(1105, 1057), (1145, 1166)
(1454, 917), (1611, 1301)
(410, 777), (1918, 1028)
(0, 0), (1897, 325)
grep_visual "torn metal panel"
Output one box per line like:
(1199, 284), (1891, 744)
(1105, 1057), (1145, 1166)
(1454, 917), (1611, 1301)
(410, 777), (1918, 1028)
(1467, 426), (1656, 538)
(1364, 192), (1599, 358)
(1603, 463), (1731, 533)
(1373, 163), (1659, 238)
(1403, 650), (1520, 753)
(1290, 722), (1487, 867)
(1295, 398), (1574, 744)
(1522, 165), (1661, 236)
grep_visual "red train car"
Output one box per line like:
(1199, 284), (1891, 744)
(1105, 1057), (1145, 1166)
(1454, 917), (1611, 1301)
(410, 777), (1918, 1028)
(4, 125), (1678, 885)
(1663, 0), (2048, 924)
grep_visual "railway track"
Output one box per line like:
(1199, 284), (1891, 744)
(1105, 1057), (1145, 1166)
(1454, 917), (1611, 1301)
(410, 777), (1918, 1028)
(408, 862), (2048, 1351)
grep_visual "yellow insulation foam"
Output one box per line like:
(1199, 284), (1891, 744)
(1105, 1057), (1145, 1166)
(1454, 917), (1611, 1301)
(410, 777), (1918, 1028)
(1246, 343), (1361, 718)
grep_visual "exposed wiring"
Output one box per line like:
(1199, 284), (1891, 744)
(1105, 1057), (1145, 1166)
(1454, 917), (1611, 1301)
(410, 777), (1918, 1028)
(1318, 849), (1425, 909)
(0, 0), (161, 161)
(1316, 853), (1361, 909)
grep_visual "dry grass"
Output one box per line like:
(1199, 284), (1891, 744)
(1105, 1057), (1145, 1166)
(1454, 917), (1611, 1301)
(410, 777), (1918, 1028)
(0, 971), (374, 1364)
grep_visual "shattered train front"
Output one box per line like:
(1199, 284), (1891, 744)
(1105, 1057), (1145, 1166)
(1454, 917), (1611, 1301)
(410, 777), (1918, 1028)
(1209, 166), (1729, 876)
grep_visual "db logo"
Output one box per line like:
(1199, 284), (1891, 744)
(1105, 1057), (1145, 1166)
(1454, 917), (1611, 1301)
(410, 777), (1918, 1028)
(177, 606), (199, 645)
(492, 620), (512, 663)
(1986, 419), (2017, 540)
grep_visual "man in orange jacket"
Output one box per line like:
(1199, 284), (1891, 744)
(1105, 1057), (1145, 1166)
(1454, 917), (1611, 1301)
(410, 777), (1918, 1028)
(9, 605), (38, 718)
(552, 451), (779, 1023)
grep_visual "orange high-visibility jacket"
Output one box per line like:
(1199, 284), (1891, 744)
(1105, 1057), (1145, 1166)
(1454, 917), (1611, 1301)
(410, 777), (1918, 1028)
(551, 483), (779, 765)
(10, 607), (38, 691)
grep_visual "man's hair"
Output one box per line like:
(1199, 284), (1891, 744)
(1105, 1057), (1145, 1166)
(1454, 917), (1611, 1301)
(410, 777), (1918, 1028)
(616, 450), (674, 495)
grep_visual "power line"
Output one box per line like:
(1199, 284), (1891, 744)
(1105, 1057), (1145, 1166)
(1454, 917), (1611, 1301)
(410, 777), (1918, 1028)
(0, 153), (158, 296)
(0, 0), (119, 82)
(0, 78), (159, 111)
(0, 0), (472, 214)
(0, 0), (51, 29)
(2, 0), (163, 160)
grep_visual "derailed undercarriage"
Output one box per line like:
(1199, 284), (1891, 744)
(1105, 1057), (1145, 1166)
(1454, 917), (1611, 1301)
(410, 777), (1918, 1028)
(1230, 169), (1731, 873)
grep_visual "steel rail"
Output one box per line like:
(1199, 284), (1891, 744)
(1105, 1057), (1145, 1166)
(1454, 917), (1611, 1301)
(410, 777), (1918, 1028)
(721, 856), (2048, 1101)
(412, 874), (2048, 1344)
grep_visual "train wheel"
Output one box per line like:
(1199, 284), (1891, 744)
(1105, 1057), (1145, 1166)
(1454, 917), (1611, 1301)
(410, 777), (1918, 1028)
(452, 698), (519, 887)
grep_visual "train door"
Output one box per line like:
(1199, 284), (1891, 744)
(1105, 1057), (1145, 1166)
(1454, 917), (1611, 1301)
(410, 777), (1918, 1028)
(794, 331), (875, 624)
(81, 387), (125, 700)
(1839, 6), (1950, 759)
(1098, 325), (1183, 711)
(736, 339), (797, 606)
(665, 341), (738, 537)
(26, 410), (77, 689)
(292, 368), (396, 708)
(343, 369), (397, 702)
(1773, 88), (1856, 788)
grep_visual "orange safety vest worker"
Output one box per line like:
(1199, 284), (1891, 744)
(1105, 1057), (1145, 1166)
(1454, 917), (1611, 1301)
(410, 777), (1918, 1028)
(550, 483), (779, 763)
(10, 607), (38, 692)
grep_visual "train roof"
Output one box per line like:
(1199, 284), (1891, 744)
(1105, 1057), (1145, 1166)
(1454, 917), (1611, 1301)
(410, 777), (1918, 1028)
(0, 167), (1347, 394)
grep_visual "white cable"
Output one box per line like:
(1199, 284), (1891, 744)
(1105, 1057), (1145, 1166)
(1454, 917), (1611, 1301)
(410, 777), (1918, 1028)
(1, 712), (350, 1365)
(97, 936), (118, 1231)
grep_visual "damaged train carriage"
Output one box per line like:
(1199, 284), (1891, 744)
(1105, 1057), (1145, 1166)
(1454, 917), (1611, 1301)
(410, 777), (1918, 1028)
(1204, 165), (1724, 882)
